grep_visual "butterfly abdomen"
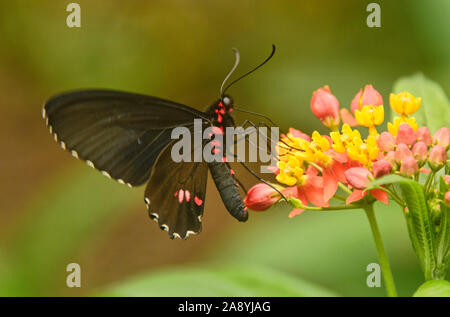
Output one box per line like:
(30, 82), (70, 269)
(208, 161), (248, 222)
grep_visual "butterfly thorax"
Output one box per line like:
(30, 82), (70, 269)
(205, 95), (235, 132)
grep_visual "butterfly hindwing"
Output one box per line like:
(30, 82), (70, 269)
(43, 89), (207, 186)
(145, 136), (208, 239)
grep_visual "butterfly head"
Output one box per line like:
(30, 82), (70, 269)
(221, 94), (234, 112)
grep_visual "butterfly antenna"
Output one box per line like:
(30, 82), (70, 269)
(233, 108), (277, 127)
(220, 48), (241, 97)
(222, 44), (276, 95)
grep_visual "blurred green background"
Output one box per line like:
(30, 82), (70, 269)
(0, 0), (449, 296)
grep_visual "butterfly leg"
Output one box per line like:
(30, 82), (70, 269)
(237, 120), (299, 153)
(233, 153), (287, 202)
(233, 120), (283, 160)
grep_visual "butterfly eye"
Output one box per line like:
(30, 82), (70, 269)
(222, 95), (233, 108)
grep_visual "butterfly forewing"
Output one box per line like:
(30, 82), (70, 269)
(43, 89), (206, 186)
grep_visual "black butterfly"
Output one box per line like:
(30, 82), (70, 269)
(42, 46), (277, 239)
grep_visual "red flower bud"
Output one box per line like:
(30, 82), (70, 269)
(400, 156), (418, 177)
(429, 145), (447, 170)
(433, 127), (450, 148)
(372, 159), (392, 178)
(344, 167), (373, 190)
(394, 143), (413, 164)
(310, 85), (340, 129)
(444, 175), (450, 187)
(396, 123), (416, 146)
(244, 183), (282, 211)
(412, 141), (428, 165)
(351, 84), (383, 113)
(384, 150), (397, 168)
(445, 191), (450, 206)
(416, 127), (431, 146)
(378, 132), (395, 152)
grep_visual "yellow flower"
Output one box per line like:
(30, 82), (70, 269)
(276, 156), (304, 186)
(346, 135), (379, 168)
(354, 105), (384, 136)
(311, 131), (330, 152)
(389, 91), (422, 116)
(330, 124), (379, 168)
(387, 116), (419, 136)
(331, 124), (362, 153)
(366, 135), (379, 161)
(277, 131), (332, 167)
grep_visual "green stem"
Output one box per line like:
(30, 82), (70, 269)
(331, 194), (347, 201)
(338, 182), (353, 195)
(390, 185), (401, 201)
(303, 204), (361, 211)
(364, 204), (398, 297)
(424, 170), (436, 194)
(289, 197), (360, 211)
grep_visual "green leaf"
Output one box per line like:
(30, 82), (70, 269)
(413, 280), (450, 297)
(369, 174), (414, 188)
(435, 202), (450, 279)
(98, 265), (337, 297)
(398, 181), (436, 280)
(392, 73), (450, 134)
(369, 174), (440, 280)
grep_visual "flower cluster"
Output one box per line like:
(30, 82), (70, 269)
(245, 85), (450, 217)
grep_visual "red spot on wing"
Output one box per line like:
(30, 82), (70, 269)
(230, 169), (235, 175)
(194, 196), (203, 206)
(217, 114), (223, 123)
(185, 190), (191, 202)
(178, 189), (184, 203)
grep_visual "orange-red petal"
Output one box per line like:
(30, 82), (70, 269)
(340, 108), (358, 127)
(288, 208), (305, 218)
(370, 189), (389, 205)
(346, 189), (365, 205)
